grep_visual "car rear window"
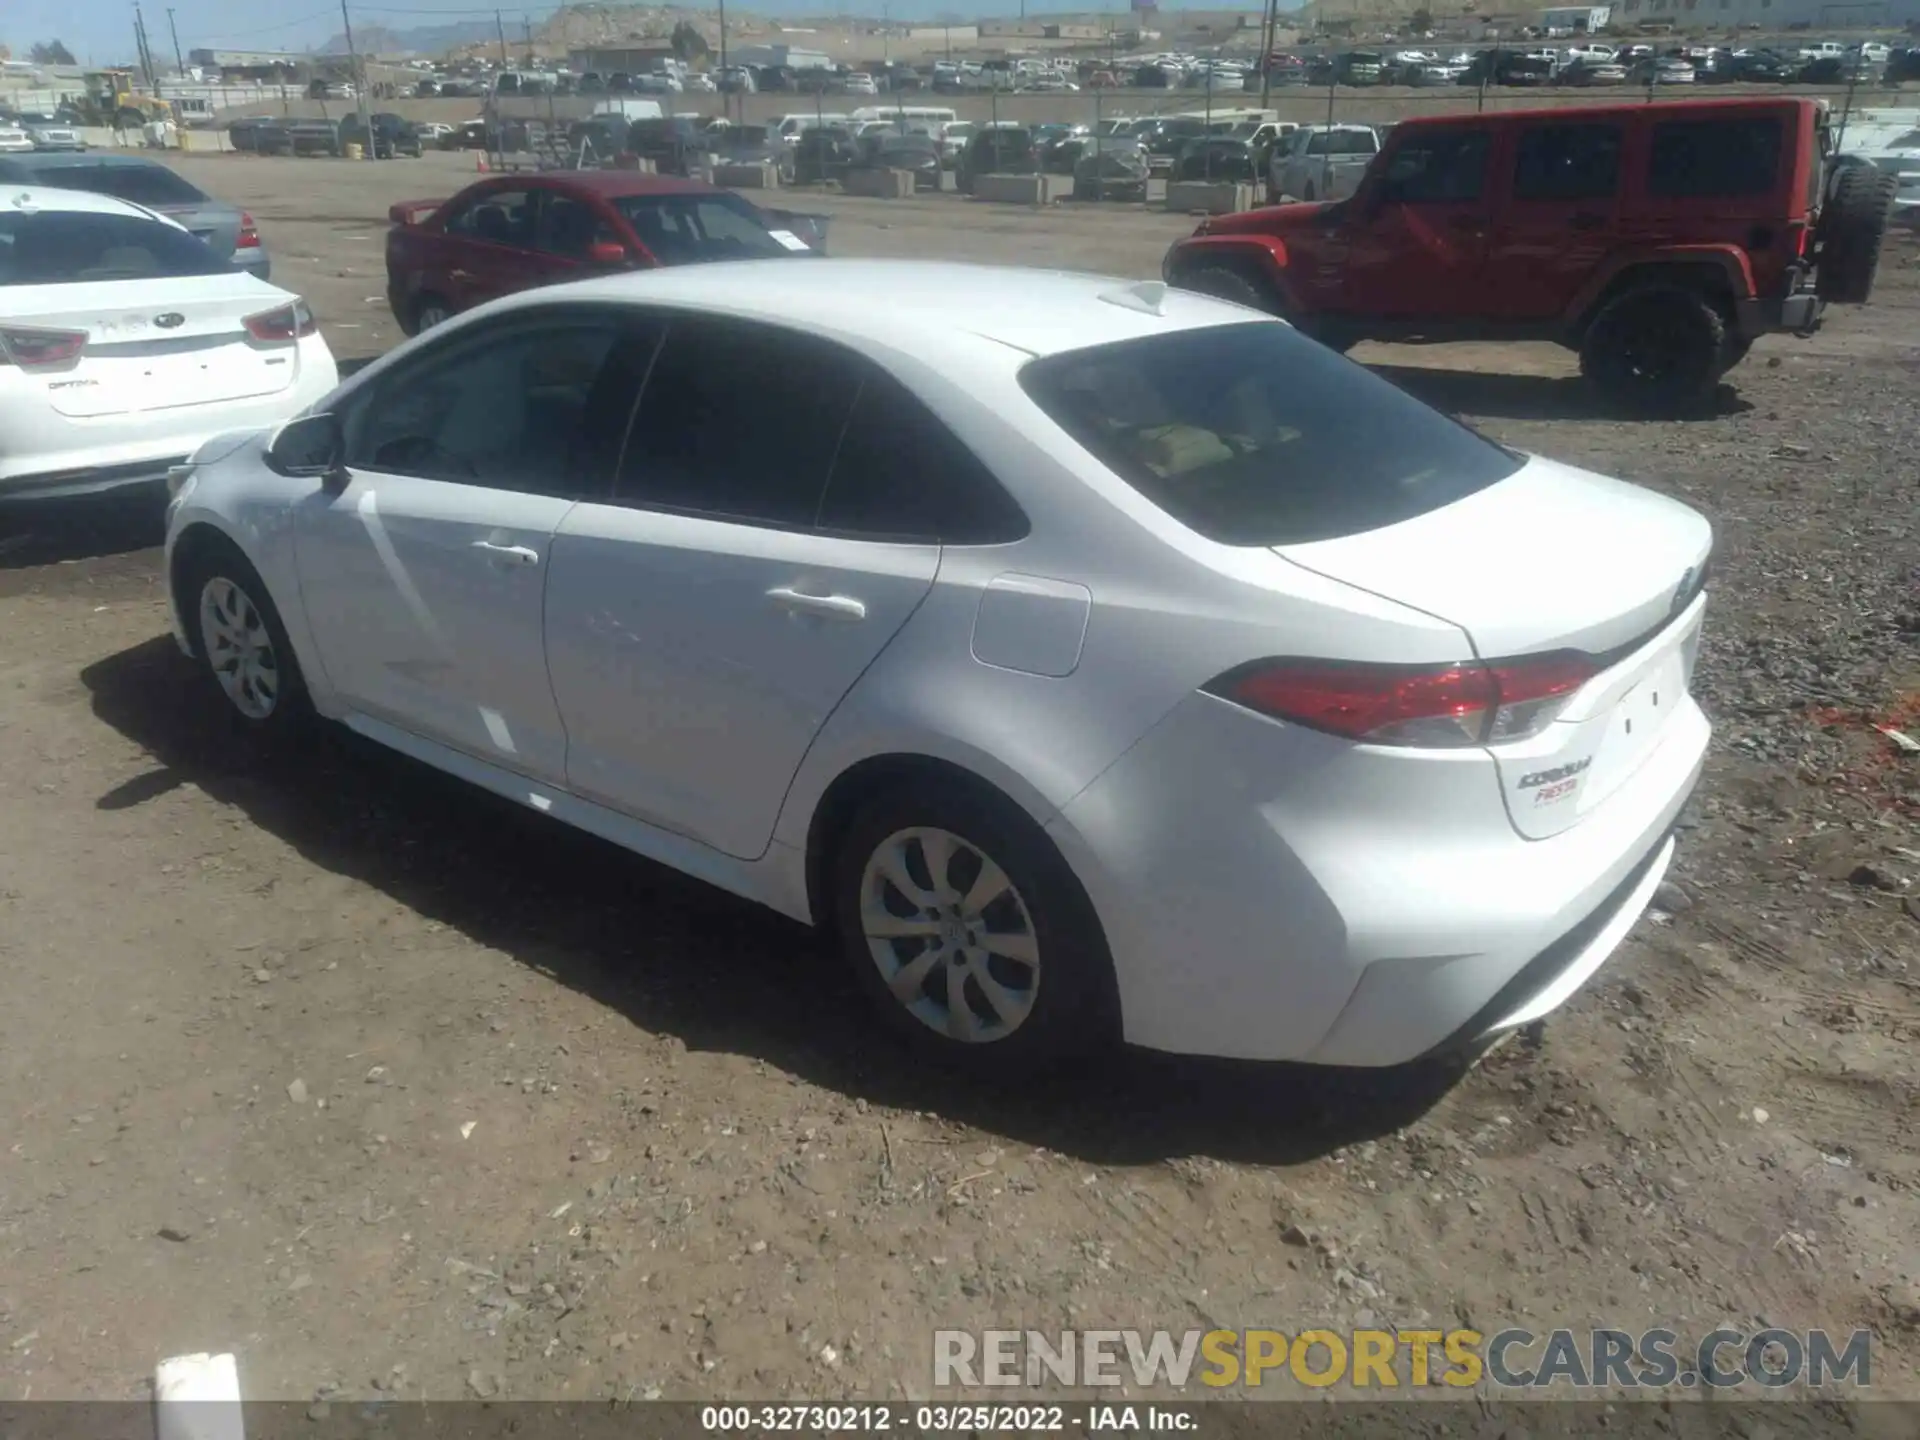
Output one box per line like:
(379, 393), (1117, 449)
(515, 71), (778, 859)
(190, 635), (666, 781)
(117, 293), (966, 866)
(1649, 116), (1783, 198)
(31, 162), (207, 207)
(0, 211), (229, 285)
(1018, 322), (1523, 546)
(612, 192), (793, 263)
(1306, 130), (1377, 156)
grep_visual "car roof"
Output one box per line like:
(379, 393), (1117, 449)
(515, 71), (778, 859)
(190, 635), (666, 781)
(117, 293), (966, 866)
(513, 169), (722, 198)
(513, 258), (1260, 361)
(0, 151), (169, 172)
(1402, 95), (1814, 128)
(2, 184), (163, 220)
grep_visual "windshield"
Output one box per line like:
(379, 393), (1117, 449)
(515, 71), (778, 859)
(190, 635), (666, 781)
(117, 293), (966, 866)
(1018, 322), (1522, 545)
(30, 162), (207, 207)
(612, 192), (795, 264)
(0, 210), (229, 285)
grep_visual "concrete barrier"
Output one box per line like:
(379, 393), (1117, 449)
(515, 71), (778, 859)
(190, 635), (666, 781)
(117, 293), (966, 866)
(178, 130), (232, 153)
(714, 161), (778, 189)
(1165, 181), (1256, 215)
(972, 172), (1071, 206)
(842, 166), (916, 199)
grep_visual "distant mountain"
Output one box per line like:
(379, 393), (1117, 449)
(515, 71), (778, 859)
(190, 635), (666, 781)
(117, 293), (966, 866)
(318, 19), (504, 55)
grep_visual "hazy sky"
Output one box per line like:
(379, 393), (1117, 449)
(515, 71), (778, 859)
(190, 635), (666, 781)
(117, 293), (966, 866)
(7, 0), (1222, 70)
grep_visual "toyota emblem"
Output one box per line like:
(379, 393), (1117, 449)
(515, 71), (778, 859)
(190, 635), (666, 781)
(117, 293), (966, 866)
(154, 312), (186, 329)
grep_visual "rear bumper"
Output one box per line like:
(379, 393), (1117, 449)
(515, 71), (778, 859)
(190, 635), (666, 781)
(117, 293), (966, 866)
(1736, 290), (1824, 338)
(1045, 685), (1709, 1067)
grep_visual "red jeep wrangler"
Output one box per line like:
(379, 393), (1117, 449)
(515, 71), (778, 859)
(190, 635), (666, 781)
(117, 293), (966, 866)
(1163, 97), (1897, 412)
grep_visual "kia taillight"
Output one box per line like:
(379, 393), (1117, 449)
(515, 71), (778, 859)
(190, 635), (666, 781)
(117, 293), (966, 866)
(0, 325), (88, 367)
(243, 300), (317, 342)
(1206, 653), (1597, 748)
(237, 212), (262, 249)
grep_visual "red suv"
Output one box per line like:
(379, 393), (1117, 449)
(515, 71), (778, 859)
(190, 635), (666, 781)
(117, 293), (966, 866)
(1163, 97), (1897, 411)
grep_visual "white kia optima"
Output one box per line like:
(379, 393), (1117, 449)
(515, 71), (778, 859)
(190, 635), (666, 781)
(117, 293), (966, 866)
(0, 185), (335, 504)
(163, 260), (1711, 1073)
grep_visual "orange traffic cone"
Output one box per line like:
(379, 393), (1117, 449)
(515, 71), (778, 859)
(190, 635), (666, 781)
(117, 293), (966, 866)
(475, 153), (489, 173)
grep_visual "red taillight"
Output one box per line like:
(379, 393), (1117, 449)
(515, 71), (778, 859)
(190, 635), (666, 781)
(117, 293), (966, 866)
(1209, 653), (1597, 748)
(237, 211), (262, 249)
(1787, 220), (1809, 258)
(0, 325), (88, 367)
(243, 300), (317, 342)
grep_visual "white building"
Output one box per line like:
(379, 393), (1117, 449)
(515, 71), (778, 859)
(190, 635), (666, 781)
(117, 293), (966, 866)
(728, 44), (834, 70)
(1540, 6), (1614, 30)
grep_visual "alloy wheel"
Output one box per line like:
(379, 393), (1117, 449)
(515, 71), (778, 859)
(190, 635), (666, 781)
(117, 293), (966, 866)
(859, 826), (1040, 1044)
(198, 576), (279, 720)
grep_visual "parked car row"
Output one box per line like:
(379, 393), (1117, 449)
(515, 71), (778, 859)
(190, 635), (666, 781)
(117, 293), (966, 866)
(0, 110), (88, 152)
(228, 113), (426, 159)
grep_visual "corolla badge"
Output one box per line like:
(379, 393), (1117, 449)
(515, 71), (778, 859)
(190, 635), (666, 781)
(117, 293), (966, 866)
(154, 312), (186, 329)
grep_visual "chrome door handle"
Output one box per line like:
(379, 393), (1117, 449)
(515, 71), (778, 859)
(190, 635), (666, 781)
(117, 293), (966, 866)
(472, 539), (540, 566)
(766, 586), (866, 621)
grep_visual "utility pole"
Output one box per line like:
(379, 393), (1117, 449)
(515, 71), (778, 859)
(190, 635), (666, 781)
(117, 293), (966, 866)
(1258, 0), (1278, 107)
(522, 14), (533, 67)
(132, 4), (159, 92)
(339, 0), (372, 160)
(494, 10), (510, 69)
(166, 7), (186, 77)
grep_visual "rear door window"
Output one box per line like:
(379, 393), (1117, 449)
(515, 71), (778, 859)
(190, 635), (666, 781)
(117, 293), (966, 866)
(1512, 122), (1624, 201)
(615, 317), (862, 528)
(0, 211), (227, 284)
(1018, 322), (1522, 546)
(1648, 116), (1783, 197)
(816, 371), (1028, 544)
(443, 189), (534, 246)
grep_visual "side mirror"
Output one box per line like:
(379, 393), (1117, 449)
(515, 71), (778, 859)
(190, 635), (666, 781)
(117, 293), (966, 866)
(587, 240), (630, 265)
(265, 412), (346, 492)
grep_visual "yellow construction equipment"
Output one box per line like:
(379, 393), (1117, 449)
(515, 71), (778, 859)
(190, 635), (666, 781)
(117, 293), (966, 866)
(76, 70), (174, 128)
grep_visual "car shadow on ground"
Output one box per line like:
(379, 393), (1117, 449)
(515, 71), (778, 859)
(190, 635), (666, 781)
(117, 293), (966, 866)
(1368, 362), (1755, 424)
(82, 635), (1476, 1169)
(0, 496), (167, 571)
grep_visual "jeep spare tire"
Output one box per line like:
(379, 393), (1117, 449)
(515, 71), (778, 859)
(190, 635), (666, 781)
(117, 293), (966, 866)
(1816, 164), (1897, 305)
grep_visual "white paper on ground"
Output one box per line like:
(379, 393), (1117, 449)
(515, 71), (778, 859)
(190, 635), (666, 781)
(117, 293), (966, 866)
(767, 229), (811, 251)
(155, 1353), (245, 1440)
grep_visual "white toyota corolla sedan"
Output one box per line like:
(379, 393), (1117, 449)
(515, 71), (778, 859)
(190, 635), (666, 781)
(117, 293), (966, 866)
(163, 259), (1711, 1074)
(1, 185), (335, 503)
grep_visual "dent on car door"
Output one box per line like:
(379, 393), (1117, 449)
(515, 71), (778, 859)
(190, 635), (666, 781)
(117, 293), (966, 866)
(545, 317), (983, 861)
(294, 311), (658, 783)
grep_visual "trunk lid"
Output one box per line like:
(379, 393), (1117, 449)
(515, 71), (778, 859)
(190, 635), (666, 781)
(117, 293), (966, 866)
(1277, 455), (1712, 838)
(7, 272), (303, 419)
(152, 203), (240, 260)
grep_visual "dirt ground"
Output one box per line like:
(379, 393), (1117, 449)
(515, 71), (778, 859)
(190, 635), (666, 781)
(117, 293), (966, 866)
(0, 152), (1916, 1407)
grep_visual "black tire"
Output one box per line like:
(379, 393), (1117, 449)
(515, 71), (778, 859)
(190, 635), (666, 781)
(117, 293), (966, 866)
(1578, 284), (1728, 414)
(177, 536), (308, 735)
(1303, 181), (1316, 200)
(1720, 335), (1754, 373)
(1816, 164), (1897, 304)
(1173, 262), (1275, 312)
(829, 778), (1119, 1075)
